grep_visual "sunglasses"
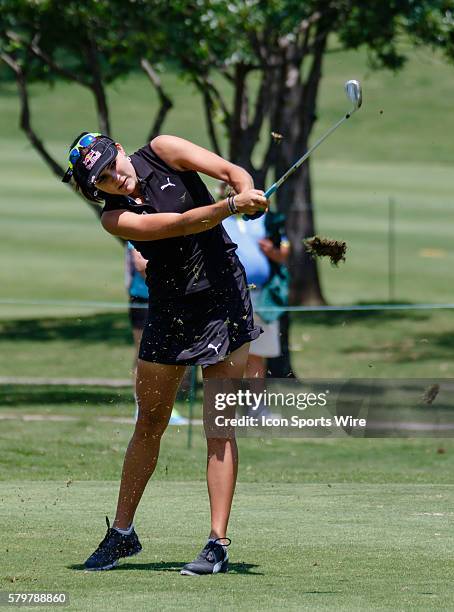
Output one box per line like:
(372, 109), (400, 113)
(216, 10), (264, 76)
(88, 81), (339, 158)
(67, 132), (101, 170)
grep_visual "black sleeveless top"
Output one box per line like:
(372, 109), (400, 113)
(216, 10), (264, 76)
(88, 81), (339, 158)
(101, 144), (242, 300)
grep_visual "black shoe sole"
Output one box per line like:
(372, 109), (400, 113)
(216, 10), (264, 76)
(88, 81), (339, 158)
(180, 561), (228, 576)
(84, 547), (142, 572)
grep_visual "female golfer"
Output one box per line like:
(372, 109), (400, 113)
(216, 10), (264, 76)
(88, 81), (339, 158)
(62, 132), (267, 575)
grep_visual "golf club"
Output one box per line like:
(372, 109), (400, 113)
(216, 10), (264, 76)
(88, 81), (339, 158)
(245, 79), (362, 220)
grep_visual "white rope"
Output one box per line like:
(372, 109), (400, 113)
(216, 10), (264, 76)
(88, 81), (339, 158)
(1, 298), (454, 312)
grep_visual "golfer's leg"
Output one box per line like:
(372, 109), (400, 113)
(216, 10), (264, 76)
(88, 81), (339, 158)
(131, 328), (144, 420)
(245, 353), (266, 378)
(114, 360), (186, 529)
(203, 343), (249, 539)
(131, 328), (143, 373)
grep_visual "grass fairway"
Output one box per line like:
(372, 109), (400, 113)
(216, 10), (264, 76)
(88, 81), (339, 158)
(2, 405), (454, 610)
(3, 480), (454, 611)
(1, 308), (454, 379)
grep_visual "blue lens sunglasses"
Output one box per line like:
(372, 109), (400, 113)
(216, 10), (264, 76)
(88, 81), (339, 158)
(68, 132), (101, 169)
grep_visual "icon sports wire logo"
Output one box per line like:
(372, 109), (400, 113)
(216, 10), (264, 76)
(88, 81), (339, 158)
(214, 389), (328, 412)
(204, 378), (454, 439)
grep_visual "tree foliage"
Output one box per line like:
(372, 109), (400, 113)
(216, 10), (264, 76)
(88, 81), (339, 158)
(0, 0), (171, 159)
(153, 0), (454, 302)
(0, 0), (173, 221)
(1, 0), (454, 302)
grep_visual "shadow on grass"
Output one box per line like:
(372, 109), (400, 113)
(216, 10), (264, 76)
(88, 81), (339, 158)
(290, 304), (430, 328)
(422, 331), (454, 351)
(0, 312), (132, 345)
(0, 385), (132, 407)
(69, 561), (262, 575)
(0, 307), (431, 344)
(340, 329), (454, 364)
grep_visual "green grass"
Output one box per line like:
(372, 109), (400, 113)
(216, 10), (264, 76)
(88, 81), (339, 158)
(1, 401), (454, 483)
(1, 309), (454, 379)
(289, 309), (454, 378)
(2, 404), (454, 609)
(2, 370), (454, 611)
(3, 480), (454, 611)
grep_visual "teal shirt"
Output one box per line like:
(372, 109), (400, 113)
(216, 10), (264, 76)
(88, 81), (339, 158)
(126, 242), (149, 299)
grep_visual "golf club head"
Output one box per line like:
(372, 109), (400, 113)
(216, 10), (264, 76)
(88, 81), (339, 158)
(344, 79), (362, 112)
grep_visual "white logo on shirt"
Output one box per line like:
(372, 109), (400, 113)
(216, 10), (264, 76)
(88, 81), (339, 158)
(208, 342), (222, 355)
(160, 177), (176, 190)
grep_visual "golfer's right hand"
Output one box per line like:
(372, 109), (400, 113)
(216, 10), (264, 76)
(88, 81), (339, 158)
(232, 189), (268, 215)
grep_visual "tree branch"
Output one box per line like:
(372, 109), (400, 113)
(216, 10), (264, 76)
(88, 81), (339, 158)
(249, 30), (268, 64)
(259, 48), (288, 180)
(8, 29), (111, 136)
(192, 77), (222, 155)
(204, 76), (231, 123)
(296, 11), (322, 61)
(1, 51), (64, 177)
(0, 50), (104, 222)
(229, 62), (250, 162)
(184, 60), (231, 121)
(140, 58), (174, 140)
(181, 63), (231, 155)
(301, 29), (328, 134)
(247, 69), (273, 148)
(6, 30), (89, 87)
(85, 34), (110, 135)
(202, 89), (223, 156)
(218, 65), (235, 83)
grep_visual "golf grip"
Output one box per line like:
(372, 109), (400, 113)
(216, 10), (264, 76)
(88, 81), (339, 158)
(242, 184), (277, 221)
(243, 147), (308, 220)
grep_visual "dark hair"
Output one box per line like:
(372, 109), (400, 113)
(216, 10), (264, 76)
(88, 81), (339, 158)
(74, 182), (105, 203)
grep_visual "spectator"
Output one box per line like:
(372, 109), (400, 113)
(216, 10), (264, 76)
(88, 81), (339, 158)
(222, 211), (289, 378)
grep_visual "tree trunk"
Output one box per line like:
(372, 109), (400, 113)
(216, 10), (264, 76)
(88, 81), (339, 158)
(229, 63), (251, 169)
(267, 312), (297, 378)
(286, 163), (326, 305)
(274, 35), (327, 305)
(275, 154), (326, 305)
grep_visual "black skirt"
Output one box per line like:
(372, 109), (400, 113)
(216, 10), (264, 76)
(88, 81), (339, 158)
(138, 269), (262, 366)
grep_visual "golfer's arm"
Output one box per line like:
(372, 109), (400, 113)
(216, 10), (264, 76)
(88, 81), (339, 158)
(151, 135), (254, 193)
(101, 201), (232, 241)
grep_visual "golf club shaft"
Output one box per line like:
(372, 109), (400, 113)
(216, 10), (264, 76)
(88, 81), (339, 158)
(264, 112), (351, 199)
(245, 108), (355, 219)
